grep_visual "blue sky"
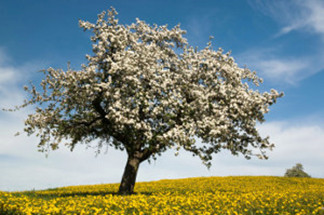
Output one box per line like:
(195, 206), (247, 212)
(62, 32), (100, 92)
(0, 0), (323, 191)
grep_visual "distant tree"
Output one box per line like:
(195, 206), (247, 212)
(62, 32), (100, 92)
(285, 163), (311, 178)
(8, 7), (283, 194)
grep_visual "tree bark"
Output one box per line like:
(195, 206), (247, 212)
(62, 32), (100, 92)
(118, 155), (141, 195)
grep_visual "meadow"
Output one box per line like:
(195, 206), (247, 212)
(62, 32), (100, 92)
(0, 176), (323, 214)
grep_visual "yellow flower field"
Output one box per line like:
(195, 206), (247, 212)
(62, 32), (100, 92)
(0, 176), (323, 214)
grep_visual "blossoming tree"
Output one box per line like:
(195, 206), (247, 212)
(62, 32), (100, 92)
(15, 8), (283, 194)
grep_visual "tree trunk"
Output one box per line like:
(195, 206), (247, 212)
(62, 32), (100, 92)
(118, 155), (140, 195)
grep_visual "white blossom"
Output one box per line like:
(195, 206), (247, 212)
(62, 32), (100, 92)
(15, 7), (283, 167)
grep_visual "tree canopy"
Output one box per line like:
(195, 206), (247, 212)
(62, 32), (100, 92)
(13, 7), (283, 194)
(284, 163), (311, 178)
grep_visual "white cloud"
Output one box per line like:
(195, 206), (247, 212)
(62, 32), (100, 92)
(0, 64), (23, 109)
(284, 0), (324, 37)
(259, 122), (324, 163)
(243, 1), (324, 85)
(0, 119), (127, 191)
(0, 67), (21, 110)
(0, 67), (15, 85)
(250, 0), (324, 38)
(237, 48), (323, 85)
(257, 59), (307, 82)
(0, 47), (10, 65)
(199, 121), (324, 178)
(0, 49), (39, 111)
(308, 1), (324, 35)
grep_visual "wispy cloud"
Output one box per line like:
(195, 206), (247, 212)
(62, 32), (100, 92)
(0, 49), (46, 111)
(242, 0), (324, 85)
(0, 55), (25, 111)
(237, 48), (321, 85)
(0, 47), (11, 65)
(307, 1), (324, 35)
(250, 0), (324, 38)
(280, 0), (324, 37)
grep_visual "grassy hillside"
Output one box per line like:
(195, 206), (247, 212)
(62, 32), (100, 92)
(1, 176), (323, 214)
